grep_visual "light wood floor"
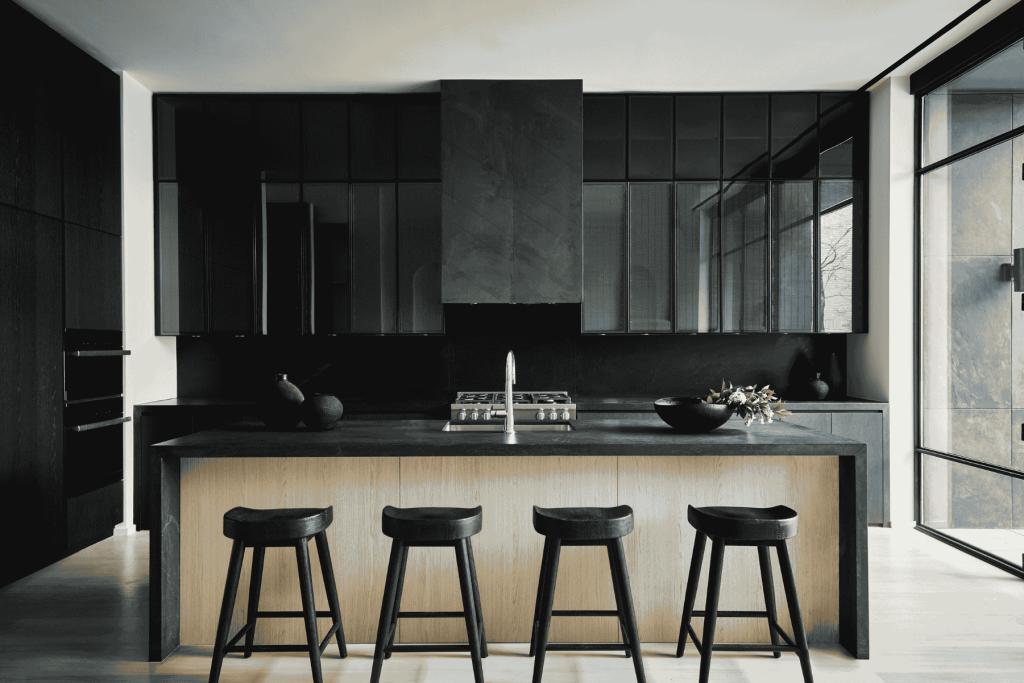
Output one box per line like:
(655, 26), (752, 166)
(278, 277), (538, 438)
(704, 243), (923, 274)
(0, 528), (1021, 682)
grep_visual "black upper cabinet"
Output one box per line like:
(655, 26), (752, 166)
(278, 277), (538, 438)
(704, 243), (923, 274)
(629, 96), (673, 179)
(397, 182), (443, 333)
(721, 181), (768, 332)
(156, 98), (204, 183)
(583, 96), (626, 180)
(257, 100), (302, 181)
(208, 186), (257, 334)
(157, 183), (206, 335)
(820, 93), (861, 177)
(304, 100), (348, 181)
(308, 183), (350, 334)
(65, 222), (123, 331)
(771, 181), (815, 332)
(63, 43), (121, 236)
(723, 95), (769, 179)
(582, 183), (627, 333)
(205, 98), (256, 181)
(350, 184), (397, 333)
(398, 98), (441, 180)
(264, 202), (313, 335)
(675, 96), (720, 180)
(351, 100), (396, 180)
(771, 94), (817, 179)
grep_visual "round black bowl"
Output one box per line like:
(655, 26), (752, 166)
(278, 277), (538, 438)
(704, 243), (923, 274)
(654, 397), (734, 433)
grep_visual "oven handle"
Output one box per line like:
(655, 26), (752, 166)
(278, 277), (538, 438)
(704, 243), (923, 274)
(67, 350), (131, 357)
(69, 416), (131, 432)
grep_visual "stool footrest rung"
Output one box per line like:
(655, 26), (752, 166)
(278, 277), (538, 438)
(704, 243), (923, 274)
(551, 609), (620, 617)
(397, 611), (466, 619)
(387, 644), (472, 653)
(224, 644), (314, 653)
(691, 610), (769, 618)
(711, 643), (800, 653)
(544, 642), (630, 652)
(255, 610), (334, 618)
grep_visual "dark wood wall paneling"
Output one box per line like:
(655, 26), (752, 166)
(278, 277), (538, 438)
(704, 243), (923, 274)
(581, 91), (868, 336)
(0, 0), (123, 587)
(155, 93), (442, 336)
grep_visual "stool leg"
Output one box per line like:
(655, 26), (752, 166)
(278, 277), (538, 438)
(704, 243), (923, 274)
(606, 541), (632, 658)
(370, 540), (405, 683)
(295, 539), (323, 683)
(777, 541), (814, 683)
(455, 539), (485, 683)
(384, 543), (409, 660)
(243, 546), (266, 658)
(608, 538), (647, 683)
(698, 537), (725, 683)
(209, 539), (245, 683)
(531, 538), (561, 683)
(466, 537), (489, 658)
(313, 531), (347, 658)
(756, 544), (782, 659)
(529, 537), (553, 656)
(676, 531), (707, 657)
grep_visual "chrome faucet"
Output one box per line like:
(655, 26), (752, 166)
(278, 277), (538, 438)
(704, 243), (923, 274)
(503, 351), (516, 433)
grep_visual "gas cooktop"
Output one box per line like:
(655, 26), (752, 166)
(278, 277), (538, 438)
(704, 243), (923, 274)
(451, 391), (576, 423)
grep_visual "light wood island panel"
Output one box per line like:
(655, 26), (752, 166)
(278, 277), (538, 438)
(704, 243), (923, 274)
(179, 454), (838, 646)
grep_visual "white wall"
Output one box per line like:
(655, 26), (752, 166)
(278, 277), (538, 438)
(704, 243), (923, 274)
(848, 76), (916, 527)
(120, 72), (176, 533)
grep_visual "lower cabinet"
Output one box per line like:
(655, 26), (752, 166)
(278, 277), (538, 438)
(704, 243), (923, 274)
(785, 410), (888, 525)
(66, 480), (122, 555)
(65, 222), (123, 330)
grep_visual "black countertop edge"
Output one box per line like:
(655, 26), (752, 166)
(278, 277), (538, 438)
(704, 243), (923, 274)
(152, 417), (867, 458)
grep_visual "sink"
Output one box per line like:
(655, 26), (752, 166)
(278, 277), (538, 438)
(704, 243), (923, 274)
(442, 422), (575, 432)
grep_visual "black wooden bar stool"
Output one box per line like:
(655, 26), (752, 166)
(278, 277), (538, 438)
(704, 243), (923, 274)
(676, 504), (813, 683)
(208, 506), (347, 683)
(370, 505), (487, 683)
(529, 505), (646, 683)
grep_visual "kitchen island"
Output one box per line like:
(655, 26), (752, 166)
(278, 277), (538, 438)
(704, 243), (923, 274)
(149, 417), (867, 662)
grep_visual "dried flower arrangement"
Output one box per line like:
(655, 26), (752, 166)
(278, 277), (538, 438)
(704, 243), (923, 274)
(705, 381), (791, 426)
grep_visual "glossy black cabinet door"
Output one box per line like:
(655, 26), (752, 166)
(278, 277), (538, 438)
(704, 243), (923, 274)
(306, 183), (350, 334)
(721, 181), (767, 332)
(723, 95), (769, 179)
(628, 182), (673, 332)
(257, 100), (301, 181)
(351, 101), (396, 181)
(819, 93), (856, 177)
(208, 185), (256, 334)
(398, 183), (443, 333)
(155, 97), (204, 183)
(629, 96), (673, 179)
(63, 46), (121, 236)
(350, 184), (397, 333)
(0, 207), (64, 587)
(675, 182), (720, 332)
(771, 181), (815, 332)
(819, 180), (864, 332)
(304, 99), (348, 181)
(205, 97), (255, 180)
(771, 94), (817, 179)
(64, 222), (123, 331)
(398, 98), (441, 181)
(582, 183), (627, 333)
(157, 183), (206, 335)
(264, 202), (313, 335)
(583, 96), (626, 180)
(675, 96), (721, 180)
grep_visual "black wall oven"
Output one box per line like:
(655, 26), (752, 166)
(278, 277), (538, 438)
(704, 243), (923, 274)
(63, 329), (130, 553)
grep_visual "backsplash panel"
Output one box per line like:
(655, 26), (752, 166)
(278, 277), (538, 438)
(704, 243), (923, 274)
(177, 304), (847, 406)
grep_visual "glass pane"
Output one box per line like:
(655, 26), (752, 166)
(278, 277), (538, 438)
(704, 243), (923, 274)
(723, 95), (768, 178)
(628, 182), (673, 332)
(629, 96), (673, 179)
(583, 183), (626, 332)
(257, 100), (301, 181)
(921, 453), (1023, 561)
(819, 180), (861, 333)
(771, 181), (814, 332)
(157, 183), (205, 334)
(771, 94), (817, 179)
(397, 183), (443, 333)
(920, 140), (1014, 455)
(351, 101), (396, 180)
(584, 96), (626, 180)
(398, 100), (441, 180)
(922, 39), (1024, 166)
(304, 99), (348, 181)
(305, 183), (350, 334)
(675, 182), (719, 332)
(675, 96), (720, 179)
(721, 181), (767, 332)
(350, 184), (397, 333)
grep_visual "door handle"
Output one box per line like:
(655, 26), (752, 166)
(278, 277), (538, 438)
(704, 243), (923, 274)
(69, 416), (131, 432)
(67, 350), (131, 357)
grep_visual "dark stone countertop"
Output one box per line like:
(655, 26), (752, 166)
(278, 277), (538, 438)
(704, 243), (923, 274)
(152, 416), (866, 458)
(578, 397), (888, 411)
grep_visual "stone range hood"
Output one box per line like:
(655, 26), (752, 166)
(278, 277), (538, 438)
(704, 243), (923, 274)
(440, 80), (583, 304)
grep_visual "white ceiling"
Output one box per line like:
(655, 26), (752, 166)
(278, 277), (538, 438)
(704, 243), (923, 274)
(14, 0), (1023, 93)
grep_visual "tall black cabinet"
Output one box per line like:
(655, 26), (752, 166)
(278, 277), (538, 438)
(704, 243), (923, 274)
(0, 0), (122, 587)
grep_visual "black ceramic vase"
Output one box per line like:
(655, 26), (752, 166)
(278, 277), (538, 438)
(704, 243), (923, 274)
(808, 373), (829, 400)
(259, 373), (305, 430)
(654, 397), (735, 433)
(302, 394), (344, 431)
